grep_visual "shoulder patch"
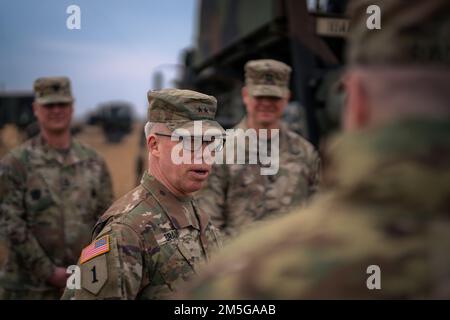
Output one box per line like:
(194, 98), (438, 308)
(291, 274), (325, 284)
(81, 254), (108, 295)
(80, 235), (110, 264)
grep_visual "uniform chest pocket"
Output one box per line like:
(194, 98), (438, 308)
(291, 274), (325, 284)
(158, 241), (196, 290)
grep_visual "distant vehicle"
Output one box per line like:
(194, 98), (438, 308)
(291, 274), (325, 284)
(88, 101), (134, 143)
(0, 91), (36, 132)
(178, 0), (349, 146)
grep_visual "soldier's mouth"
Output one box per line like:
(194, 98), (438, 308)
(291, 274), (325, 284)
(188, 169), (210, 179)
(48, 116), (66, 121)
(256, 106), (277, 113)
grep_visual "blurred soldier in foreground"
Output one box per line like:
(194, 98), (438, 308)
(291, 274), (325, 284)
(0, 77), (114, 299)
(197, 59), (321, 238)
(178, 0), (450, 299)
(62, 89), (223, 299)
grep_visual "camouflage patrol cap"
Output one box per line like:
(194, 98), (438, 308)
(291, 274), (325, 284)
(245, 59), (292, 98)
(147, 88), (225, 136)
(33, 77), (74, 105)
(347, 0), (450, 66)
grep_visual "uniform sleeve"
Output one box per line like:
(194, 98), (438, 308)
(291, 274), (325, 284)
(94, 158), (114, 220)
(0, 156), (56, 281)
(65, 223), (145, 300)
(196, 163), (229, 232)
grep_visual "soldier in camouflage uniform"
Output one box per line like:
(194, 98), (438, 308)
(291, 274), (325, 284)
(62, 89), (223, 299)
(178, 0), (450, 299)
(0, 77), (114, 299)
(197, 59), (320, 237)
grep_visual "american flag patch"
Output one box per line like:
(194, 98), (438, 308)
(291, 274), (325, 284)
(80, 235), (110, 264)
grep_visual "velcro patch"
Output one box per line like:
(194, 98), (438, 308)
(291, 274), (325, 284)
(80, 235), (110, 264)
(81, 254), (108, 295)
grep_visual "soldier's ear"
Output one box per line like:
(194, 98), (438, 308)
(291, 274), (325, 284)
(285, 90), (291, 101)
(242, 87), (251, 105)
(32, 102), (40, 118)
(342, 71), (370, 131)
(147, 135), (160, 158)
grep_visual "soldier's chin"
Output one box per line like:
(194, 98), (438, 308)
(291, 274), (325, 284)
(44, 125), (69, 134)
(183, 179), (207, 194)
(256, 112), (277, 124)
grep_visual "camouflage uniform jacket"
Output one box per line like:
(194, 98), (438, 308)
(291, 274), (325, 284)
(0, 134), (113, 294)
(62, 172), (222, 300)
(196, 118), (320, 237)
(179, 118), (450, 299)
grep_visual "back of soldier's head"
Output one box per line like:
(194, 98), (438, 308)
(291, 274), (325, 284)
(344, 0), (450, 127)
(347, 0), (450, 67)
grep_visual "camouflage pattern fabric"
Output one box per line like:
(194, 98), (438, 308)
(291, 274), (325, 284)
(33, 76), (74, 105)
(147, 88), (224, 134)
(196, 117), (320, 237)
(62, 172), (222, 300)
(347, 0), (450, 67)
(0, 134), (113, 299)
(245, 59), (292, 98)
(178, 118), (450, 299)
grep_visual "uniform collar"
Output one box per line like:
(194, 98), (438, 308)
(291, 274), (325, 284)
(140, 172), (210, 231)
(233, 116), (290, 160)
(30, 134), (90, 166)
(236, 116), (288, 132)
(235, 116), (287, 143)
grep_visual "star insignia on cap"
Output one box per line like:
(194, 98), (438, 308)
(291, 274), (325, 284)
(197, 106), (209, 113)
(52, 84), (61, 92)
(264, 73), (275, 84)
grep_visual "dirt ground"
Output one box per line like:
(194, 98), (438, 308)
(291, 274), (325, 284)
(0, 124), (26, 159)
(0, 122), (146, 200)
(76, 123), (145, 200)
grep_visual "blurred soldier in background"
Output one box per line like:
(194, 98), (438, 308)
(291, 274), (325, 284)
(197, 59), (321, 238)
(0, 77), (114, 299)
(178, 0), (450, 299)
(62, 89), (223, 299)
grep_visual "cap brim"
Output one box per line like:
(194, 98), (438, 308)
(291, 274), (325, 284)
(35, 95), (74, 105)
(166, 120), (226, 137)
(248, 85), (288, 98)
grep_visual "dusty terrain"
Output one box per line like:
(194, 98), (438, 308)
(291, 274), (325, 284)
(76, 123), (145, 199)
(0, 123), (146, 200)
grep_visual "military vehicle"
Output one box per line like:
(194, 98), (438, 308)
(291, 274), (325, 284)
(88, 101), (134, 143)
(178, 0), (349, 146)
(136, 0), (349, 181)
(0, 91), (39, 156)
(0, 91), (36, 132)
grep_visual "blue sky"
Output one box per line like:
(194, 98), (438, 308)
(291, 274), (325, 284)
(0, 0), (197, 118)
